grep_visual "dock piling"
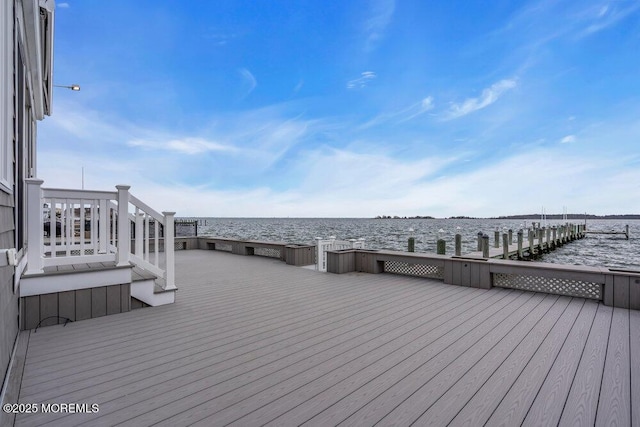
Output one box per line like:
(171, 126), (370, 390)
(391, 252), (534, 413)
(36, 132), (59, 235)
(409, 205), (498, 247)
(502, 233), (509, 259)
(437, 239), (446, 255)
(455, 234), (462, 256)
(482, 234), (490, 258)
(517, 230), (523, 259)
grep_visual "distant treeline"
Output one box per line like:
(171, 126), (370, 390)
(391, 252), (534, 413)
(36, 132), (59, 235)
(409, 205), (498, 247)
(375, 214), (640, 220)
(375, 215), (435, 219)
(490, 214), (640, 220)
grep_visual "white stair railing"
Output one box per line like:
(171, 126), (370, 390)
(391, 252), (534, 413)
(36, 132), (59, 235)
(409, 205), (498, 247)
(25, 179), (175, 290)
(128, 192), (176, 290)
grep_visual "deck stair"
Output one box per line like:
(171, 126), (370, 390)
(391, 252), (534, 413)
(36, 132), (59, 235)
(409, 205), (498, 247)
(130, 265), (176, 307)
(19, 180), (177, 329)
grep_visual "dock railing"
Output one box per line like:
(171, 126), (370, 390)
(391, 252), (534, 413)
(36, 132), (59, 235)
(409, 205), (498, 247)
(325, 248), (640, 310)
(25, 179), (175, 290)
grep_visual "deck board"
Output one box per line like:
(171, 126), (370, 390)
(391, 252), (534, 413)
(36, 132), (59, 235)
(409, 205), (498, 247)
(631, 309), (640, 426)
(596, 307), (631, 426)
(12, 249), (634, 427)
(494, 299), (598, 426)
(449, 298), (587, 426)
(557, 303), (613, 426)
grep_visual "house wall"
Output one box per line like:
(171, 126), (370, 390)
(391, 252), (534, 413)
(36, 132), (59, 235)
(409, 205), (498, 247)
(0, 193), (17, 394)
(0, 0), (18, 395)
(1, 0), (51, 395)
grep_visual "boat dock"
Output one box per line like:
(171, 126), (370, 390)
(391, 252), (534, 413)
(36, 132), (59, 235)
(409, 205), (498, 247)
(4, 248), (639, 426)
(584, 224), (630, 240)
(464, 223), (586, 259)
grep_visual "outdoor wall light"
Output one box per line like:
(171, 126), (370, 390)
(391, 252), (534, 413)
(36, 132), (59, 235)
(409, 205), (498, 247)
(54, 84), (81, 91)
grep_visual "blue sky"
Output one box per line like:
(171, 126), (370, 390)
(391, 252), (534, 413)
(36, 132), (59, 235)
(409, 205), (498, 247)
(40, 0), (640, 217)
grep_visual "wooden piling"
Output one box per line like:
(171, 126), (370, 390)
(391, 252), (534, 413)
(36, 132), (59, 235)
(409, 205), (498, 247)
(502, 233), (509, 259)
(455, 234), (462, 256)
(437, 239), (446, 255)
(482, 234), (490, 258)
(477, 232), (483, 251)
(494, 230), (500, 248)
(517, 230), (523, 259)
(508, 229), (513, 245)
(408, 237), (415, 252)
(545, 228), (550, 251)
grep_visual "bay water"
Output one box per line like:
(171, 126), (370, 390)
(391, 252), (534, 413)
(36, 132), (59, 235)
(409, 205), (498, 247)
(187, 218), (639, 271)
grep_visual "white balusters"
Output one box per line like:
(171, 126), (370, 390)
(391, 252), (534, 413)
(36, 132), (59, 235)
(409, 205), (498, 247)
(25, 178), (45, 274)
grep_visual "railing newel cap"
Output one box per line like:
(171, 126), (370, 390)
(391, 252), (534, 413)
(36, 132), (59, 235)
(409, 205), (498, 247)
(25, 178), (45, 184)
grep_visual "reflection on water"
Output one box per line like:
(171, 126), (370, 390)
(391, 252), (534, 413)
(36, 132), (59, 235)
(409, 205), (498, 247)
(193, 218), (639, 270)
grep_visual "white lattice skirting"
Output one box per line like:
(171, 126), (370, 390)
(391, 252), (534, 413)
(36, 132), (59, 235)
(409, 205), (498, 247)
(254, 247), (281, 259)
(383, 261), (445, 280)
(493, 273), (602, 300)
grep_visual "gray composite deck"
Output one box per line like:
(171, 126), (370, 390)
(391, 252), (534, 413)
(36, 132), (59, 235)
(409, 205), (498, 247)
(12, 250), (639, 426)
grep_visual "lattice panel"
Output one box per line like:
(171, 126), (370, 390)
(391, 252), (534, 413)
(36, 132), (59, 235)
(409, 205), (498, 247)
(70, 249), (95, 256)
(254, 247), (281, 258)
(493, 273), (602, 300)
(216, 243), (233, 252)
(384, 261), (444, 279)
(174, 241), (186, 251)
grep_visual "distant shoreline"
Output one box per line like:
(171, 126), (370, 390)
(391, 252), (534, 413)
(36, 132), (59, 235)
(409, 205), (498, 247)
(375, 214), (640, 220)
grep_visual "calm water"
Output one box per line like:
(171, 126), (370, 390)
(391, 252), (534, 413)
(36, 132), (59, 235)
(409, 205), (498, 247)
(185, 218), (639, 271)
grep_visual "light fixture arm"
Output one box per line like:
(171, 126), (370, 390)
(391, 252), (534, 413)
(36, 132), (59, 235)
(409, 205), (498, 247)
(53, 84), (80, 91)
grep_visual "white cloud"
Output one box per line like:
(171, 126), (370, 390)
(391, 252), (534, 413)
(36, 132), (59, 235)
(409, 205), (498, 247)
(582, 1), (640, 36)
(58, 2), (70, 8)
(128, 137), (237, 155)
(364, 0), (396, 51)
(360, 95), (435, 128)
(347, 71), (377, 89)
(238, 68), (257, 98)
(421, 96), (435, 110)
(36, 140), (640, 218)
(445, 79), (517, 120)
(560, 135), (576, 144)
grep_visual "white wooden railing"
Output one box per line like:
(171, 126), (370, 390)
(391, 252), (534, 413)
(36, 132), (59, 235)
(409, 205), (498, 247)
(25, 179), (176, 290)
(315, 236), (365, 272)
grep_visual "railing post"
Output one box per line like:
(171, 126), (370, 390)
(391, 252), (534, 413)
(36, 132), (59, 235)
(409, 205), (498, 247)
(116, 185), (131, 267)
(315, 237), (322, 271)
(135, 212), (144, 256)
(26, 178), (45, 274)
(163, 211), (176, 289)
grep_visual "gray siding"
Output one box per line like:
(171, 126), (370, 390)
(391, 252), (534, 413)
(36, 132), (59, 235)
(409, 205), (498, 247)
(0, 194), (17, 391)
(20, 284), (131, 330)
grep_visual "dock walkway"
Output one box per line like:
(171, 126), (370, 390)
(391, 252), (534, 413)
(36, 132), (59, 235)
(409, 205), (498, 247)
(10, 250), (639, 426)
